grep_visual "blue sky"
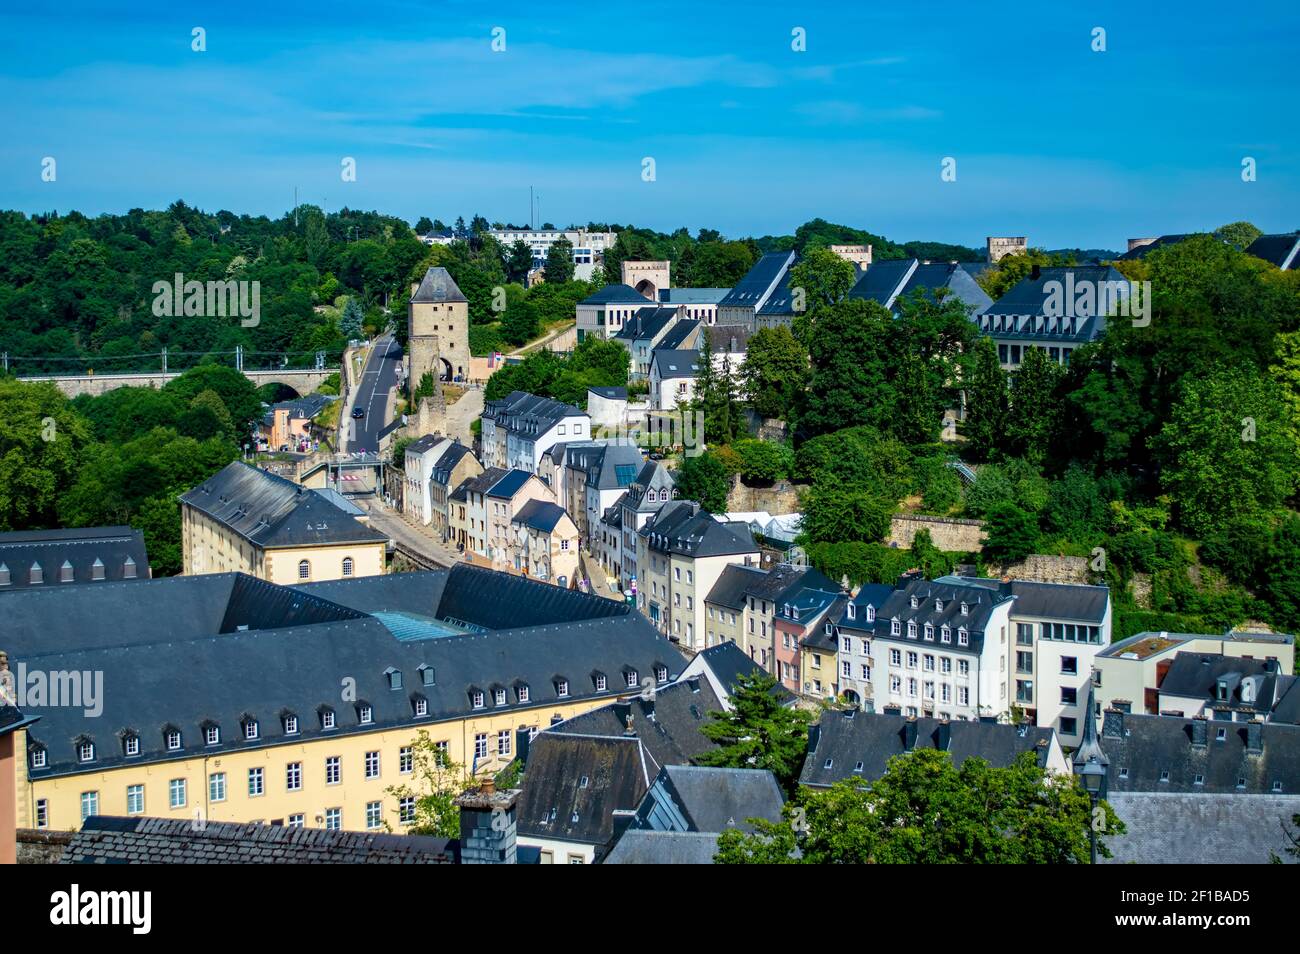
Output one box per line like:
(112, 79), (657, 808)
(2, 0), (1297, 249)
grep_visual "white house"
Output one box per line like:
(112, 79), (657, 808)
(480, 390), (591, 474)
(403, 434), (451, 526)
(648, 349), (701, 412)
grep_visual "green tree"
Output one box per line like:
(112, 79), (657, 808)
(732, 439), (793, 483)
(674, 451), (730, 513)
(982, 503), (1040, 565)
(715, 749), (1123, 864)
(692, 330), (741, 445)
(1155, 367), (1299, 538)
(743, 326), (808, 420)
(801, 481), (894, 545)
(544, 237), (575, 284)
(162, 364), (263, 435)
(1214, 221), (1262, 250)
(1007, 345), (1062, 462)
(414, 216), (435, 234)
(788, 246), (855, 338)
(694, 672), (812, 794)
(964, 338), (1009, 462)
(799, 299), (895, 439)
(500, 297), (540, 346)
(506, 240), (534, 284)
(340, 296), (365, 340)
(910, 528), (947, 579)
(384, 729), (472, 838)
(0, 380), (94, 530)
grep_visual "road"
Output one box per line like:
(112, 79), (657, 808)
(344, 334), (401, 454)
(356, 496), (462, 569)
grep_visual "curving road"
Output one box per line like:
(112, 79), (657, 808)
(344, 334), (401, 454)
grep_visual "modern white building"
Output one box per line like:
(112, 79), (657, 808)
(576, 284), (655, 342)
(403, 434), (452, 526)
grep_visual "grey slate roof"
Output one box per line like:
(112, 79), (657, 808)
(180, 461), (388, 549)
(979, 265), (1129, 345)
(13, 564), (683, 778)
(1099, 709), (1300, 794)
(430, 442), (474, 487)
(411, 266), (468, 303)
(692, 642), (773, 697)
(836, 575), (1007, 655)
(548, 674), (725, 776)
(482, 391), (585, 439)
(659, 287), (731, 304)
(602, 830), (720, 864)
(848, 258), (916, 306)
(1245, 233), (1300, 270)
(588, 386), (627, 400)
(1100, 793), (1300, 864)
(719, 251), (795, 310)
(640, 500), (756, 558)
(622, 460), (676, 515)
(580, 283), (649, 305)
(62, 815), (457, 864)
(516, 734), (651, 849)
(655, 317), (700, 351)
(512, 498), (570, 534)
(0, 525), (149, 591)
(800, 709), (1059, 787)
(613, 306), (678, 343)
(936, 574), (1110, 622)
(631, 765), (784, 833)
(1117, 234), (1194, 260)
(1158, 651), (1291, 719)
(707, 324), (753, 353)
(651, 349), (701, 380)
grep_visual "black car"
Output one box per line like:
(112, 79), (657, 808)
(351, 407), (365, 419)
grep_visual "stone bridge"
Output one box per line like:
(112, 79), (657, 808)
(19, 368), (336, 399)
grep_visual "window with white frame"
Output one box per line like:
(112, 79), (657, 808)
(286, 762), (302, 791)
(324, 808), (341, 830)
(169, 778), (186, 809)
(474, 733), (489, 760)
(244, 719), (259, 741)
(891, 618), (900, 635)
(365, 751), (380, 779)
(78, 740), (95, 763)
(358, 705), (373, 724)
(365, 801), (382, 830)
(205, 725), (220, 746)
(399, 796), (416, 824)
(80, 791), (98, 821)
(288, 813), (305, 828)
(283, 715), (298, 735)
(625, 670), (638, 688)
(399, 746), (413, 774)
(498, 730), (511, 756)
(165, 730), (182, 751)
(248, 767), (264, 797)
(325, 756), (341, 785)
(31, 746), (46, 769)
(127, 784), (144, 815)
(208, 772), (226, 802)
(124, 734), (139, 756)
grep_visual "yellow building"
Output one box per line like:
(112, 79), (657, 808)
(180, 460), (387, 583)
(9, 564), (682, 833)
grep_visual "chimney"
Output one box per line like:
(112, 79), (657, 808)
(902, 718), (918, 752)
(1190, 716), (1208, 747)
(935, 720), (952, 752)
(1102, 708), (1126, 739)
(515, 726), (532, 767)
(1245, 718), (1263, 754)
(454, 786), (520, 864)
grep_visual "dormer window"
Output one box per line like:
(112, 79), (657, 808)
(941, 625), (951, 643)
(0, 563), (8, 586)
(958, 628), (969, 647)
(243, 719), (259, 741)
(413, 696), (428, 717)
(846, 603), (856, 621)
(29, 562), (42, 585)
(924, 624), (934, 641)
(205, 725), (220, 746)
(594, 673), (607, 692)
(890, 618), (901, 636)
(494, 688), (507, 707)
(29, 745), (46, 769)
(625, 670), (639, 689)
(123, 734), (140, 757)
(165, 729), (182, 751)
(517, 684), (530, 704)
(907, 621), (917, 639)
(358, 704), (373, 725)
(60, 560), (74, 583)
(960, 602), (968, 616)
(123, 556), (137, 579)
(910, 596), (918, 609)
(419, 665), (436, 687)
(556, 680), (570, 698)
(321, 709), (336, 730)
(656, 666), (668, 684)
(1216, 682), (1228, 701)
(471, 691), (485, 710)
(91, 558), (105, 581)
(78, 740), (95, 763)
(865, 605), (875, 623)
(386, 668), (403, 691)
(282, 715), (298, 735)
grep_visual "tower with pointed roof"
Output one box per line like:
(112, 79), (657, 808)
(408, 266), (471, 390)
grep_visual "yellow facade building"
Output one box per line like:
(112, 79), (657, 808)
(180, 460), (388, 583)
(9, 564), (682, 834)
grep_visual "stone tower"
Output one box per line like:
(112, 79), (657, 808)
(409, 267), (471, 387)
(621, 260), (671, 300)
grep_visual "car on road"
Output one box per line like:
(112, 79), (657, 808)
(351, 407), (365, 419)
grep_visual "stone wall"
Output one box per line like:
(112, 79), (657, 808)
(725, 478), (803, 515)
(17, 828), (72, 864)
(988, 554), (1093, 585)
(888, 515), (984, 552)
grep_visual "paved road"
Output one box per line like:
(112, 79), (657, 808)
(345, 334), (401, 454)
(356, 497), (461, 569)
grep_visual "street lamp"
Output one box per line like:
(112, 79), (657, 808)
(1071, 683), (1109, 865)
